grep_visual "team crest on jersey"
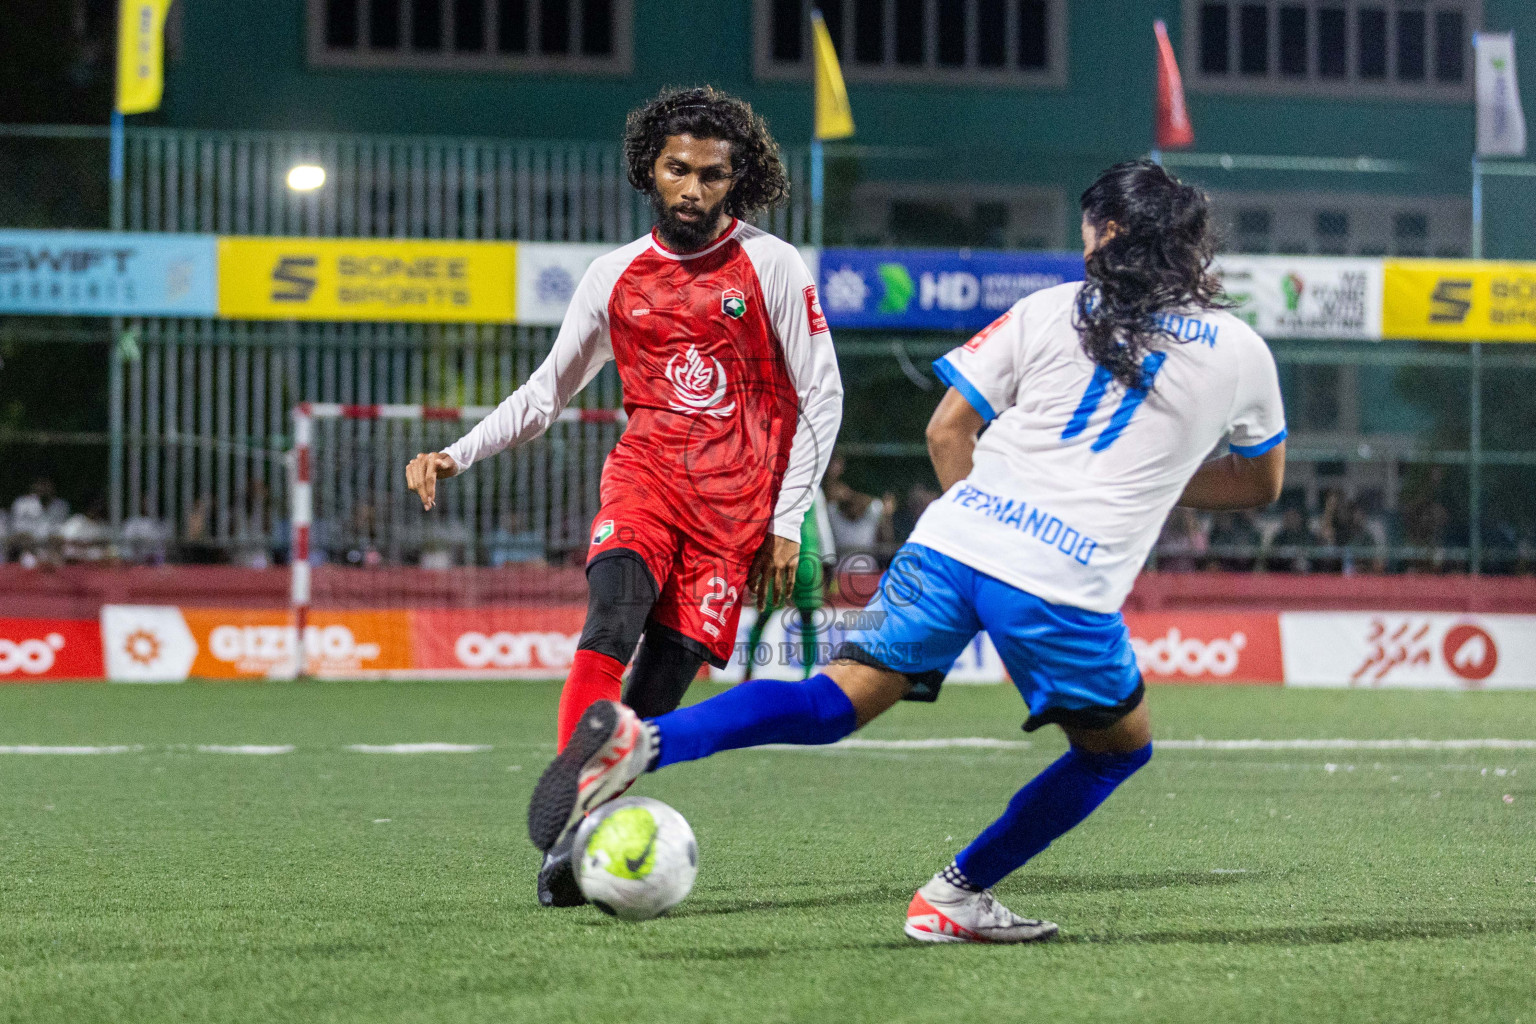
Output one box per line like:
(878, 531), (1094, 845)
(592, 520), (615, 545)
(665, 345), (736, 418)
(721, 288), (747, 319)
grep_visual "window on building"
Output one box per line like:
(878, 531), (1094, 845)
(1184, 0), (1476, 98)
(1209, 191), (1470, 257)
(756, 0), (1066, 84)
(846, 183), (1066, 249)
(310, 0), (632, 72)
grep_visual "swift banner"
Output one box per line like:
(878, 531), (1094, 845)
(817, 248), (1085, 331)
(1382, 260), (1536, 342)
(1218, 256), (1383, 340)
(217, 237), (516, 322)
(0, 230), (217, 316)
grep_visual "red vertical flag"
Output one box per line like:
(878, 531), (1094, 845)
(1154, 19), (1195, 149)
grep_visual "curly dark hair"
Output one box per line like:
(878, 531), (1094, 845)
(1073, 160), (1228, 391)
(622, 86), (791, 220)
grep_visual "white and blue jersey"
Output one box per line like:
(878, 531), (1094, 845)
(917, 281), (1286, 613)
(840, 282), (1286, 717)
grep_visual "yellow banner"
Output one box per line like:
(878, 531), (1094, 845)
(1383, 260), (1536, 342)
(217, 237), (517, 322)
(116, 0), (173, 114)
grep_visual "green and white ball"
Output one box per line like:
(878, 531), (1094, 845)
(574, 796), (698, 921)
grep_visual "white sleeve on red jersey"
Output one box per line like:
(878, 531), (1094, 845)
(441, 241), (644, 472)
(742, 229), (844, 541)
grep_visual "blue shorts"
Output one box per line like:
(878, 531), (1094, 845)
(837, 544), (1142, 729)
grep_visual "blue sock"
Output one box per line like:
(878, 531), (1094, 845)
(650, 673), (856, 769)
(954, 743), (1152, 890)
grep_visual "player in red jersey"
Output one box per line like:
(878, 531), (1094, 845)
(406, 87), (843, 905)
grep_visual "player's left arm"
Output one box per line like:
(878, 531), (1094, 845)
(1177, 443), (1286, 509)
(750, 243), (844, 610)
(1179, 334), (1287, 511)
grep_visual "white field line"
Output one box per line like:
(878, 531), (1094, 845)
(758, 737), (1032, 751)
(196, 744), (295, 755)
(0, 745), (145, 755)
(756, 737), (1536, 753)
(346, 743), (492, 754)
(1157, 738), (1536, 751)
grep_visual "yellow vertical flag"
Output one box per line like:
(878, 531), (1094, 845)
(116, 0), (173, 114)
(812, 11), (854, 140)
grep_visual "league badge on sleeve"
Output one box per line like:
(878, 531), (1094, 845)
(721, 288), (747, 319)
(804, 285), (830, 335)
(592, 520), (615, 545)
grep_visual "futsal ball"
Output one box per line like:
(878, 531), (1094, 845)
(573, 796), (698, 921)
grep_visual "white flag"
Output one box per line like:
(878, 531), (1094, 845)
(1475, 33), (1528, 157)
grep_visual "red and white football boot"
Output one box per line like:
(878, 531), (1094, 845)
(904, 874), (1059, 944)
(527, 700), (652, 853)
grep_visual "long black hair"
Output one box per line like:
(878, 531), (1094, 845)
(1074, 160), (1226, 390)
(622, 86), (791, 220)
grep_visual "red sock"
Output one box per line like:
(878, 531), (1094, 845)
(556, 650), (625, 752)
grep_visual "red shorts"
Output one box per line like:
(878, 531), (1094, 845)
(586, 499), (752, 667)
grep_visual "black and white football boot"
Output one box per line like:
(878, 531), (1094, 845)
(535, 826), (587, 908)
(527, 700), (652, 854)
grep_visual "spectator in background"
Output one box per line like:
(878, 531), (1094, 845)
(823, 452), (895, 560)
(1266, 504), (1319, 573)
(8, 478), (69, 566)
(488, 510), (547, 566)
(1154, 507), (1209, 572)
(1208, 510), (1261, 571)
(1401, 490), (1451, 573)
(1339, 495), (1389, 575)
(59, 498), (112, 562)
(344, 502), (383, 568)
(891, 482), (941, 548)
(121, 501), (170, 566)
(179, 497), (226, 564)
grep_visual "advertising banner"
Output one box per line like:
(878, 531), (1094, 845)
(1382, 260), (1536, 342)
(817, 248), (1084, 331)
(0, 618), (104, 681)
(182, 608), (413, 679)
(1216, 256), (1383, 340)
(217, 237), (516, 322)
(1280, 612), (1536, 689)
(101, 605), (413, 680)
(412, 606), (584, 678)
(0, 230), (217, 316)
(710, 605), (1007, 685)
(1124, 612), (1284, 684)
(514, 243), (606, 326)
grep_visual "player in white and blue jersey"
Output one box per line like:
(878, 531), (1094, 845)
(527, 160), (1287, 943)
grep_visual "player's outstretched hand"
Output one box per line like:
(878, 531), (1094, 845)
(405, 452), (459, 511)
(749, 534), (801, 613)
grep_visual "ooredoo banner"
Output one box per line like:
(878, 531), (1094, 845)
(0, 618), (104, 681)
(412, 606), (583, 678)
(1279, 612), (1536, 689)
(1124, 612), (1283, 684)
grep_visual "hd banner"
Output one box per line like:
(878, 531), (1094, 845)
(0, 230), (217, 316)
(817, 248), (1085, 331)
(1382, 259), (1536, 342)
(217, 236), (517, 322)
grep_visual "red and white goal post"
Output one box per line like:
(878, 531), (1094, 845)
(286, 401), (625, 680)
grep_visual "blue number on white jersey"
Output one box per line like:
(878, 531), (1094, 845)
(1060, 352), (1167, 452)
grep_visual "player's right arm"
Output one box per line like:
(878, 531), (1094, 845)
(406, 263), (616, 511)
(926, 306), (1024, 490)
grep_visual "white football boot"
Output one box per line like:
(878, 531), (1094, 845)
(904, 874), (1059, 944)
(527, 700), (652, 853)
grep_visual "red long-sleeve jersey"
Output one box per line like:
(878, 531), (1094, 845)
(444, 220), (843, 558)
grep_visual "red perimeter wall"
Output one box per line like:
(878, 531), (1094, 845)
(1, 565), (1532, 619)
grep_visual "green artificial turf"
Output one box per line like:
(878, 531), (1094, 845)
(0, 680), (1532, 1023)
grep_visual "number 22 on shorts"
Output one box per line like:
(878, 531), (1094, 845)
(698, 577), (739, 639)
